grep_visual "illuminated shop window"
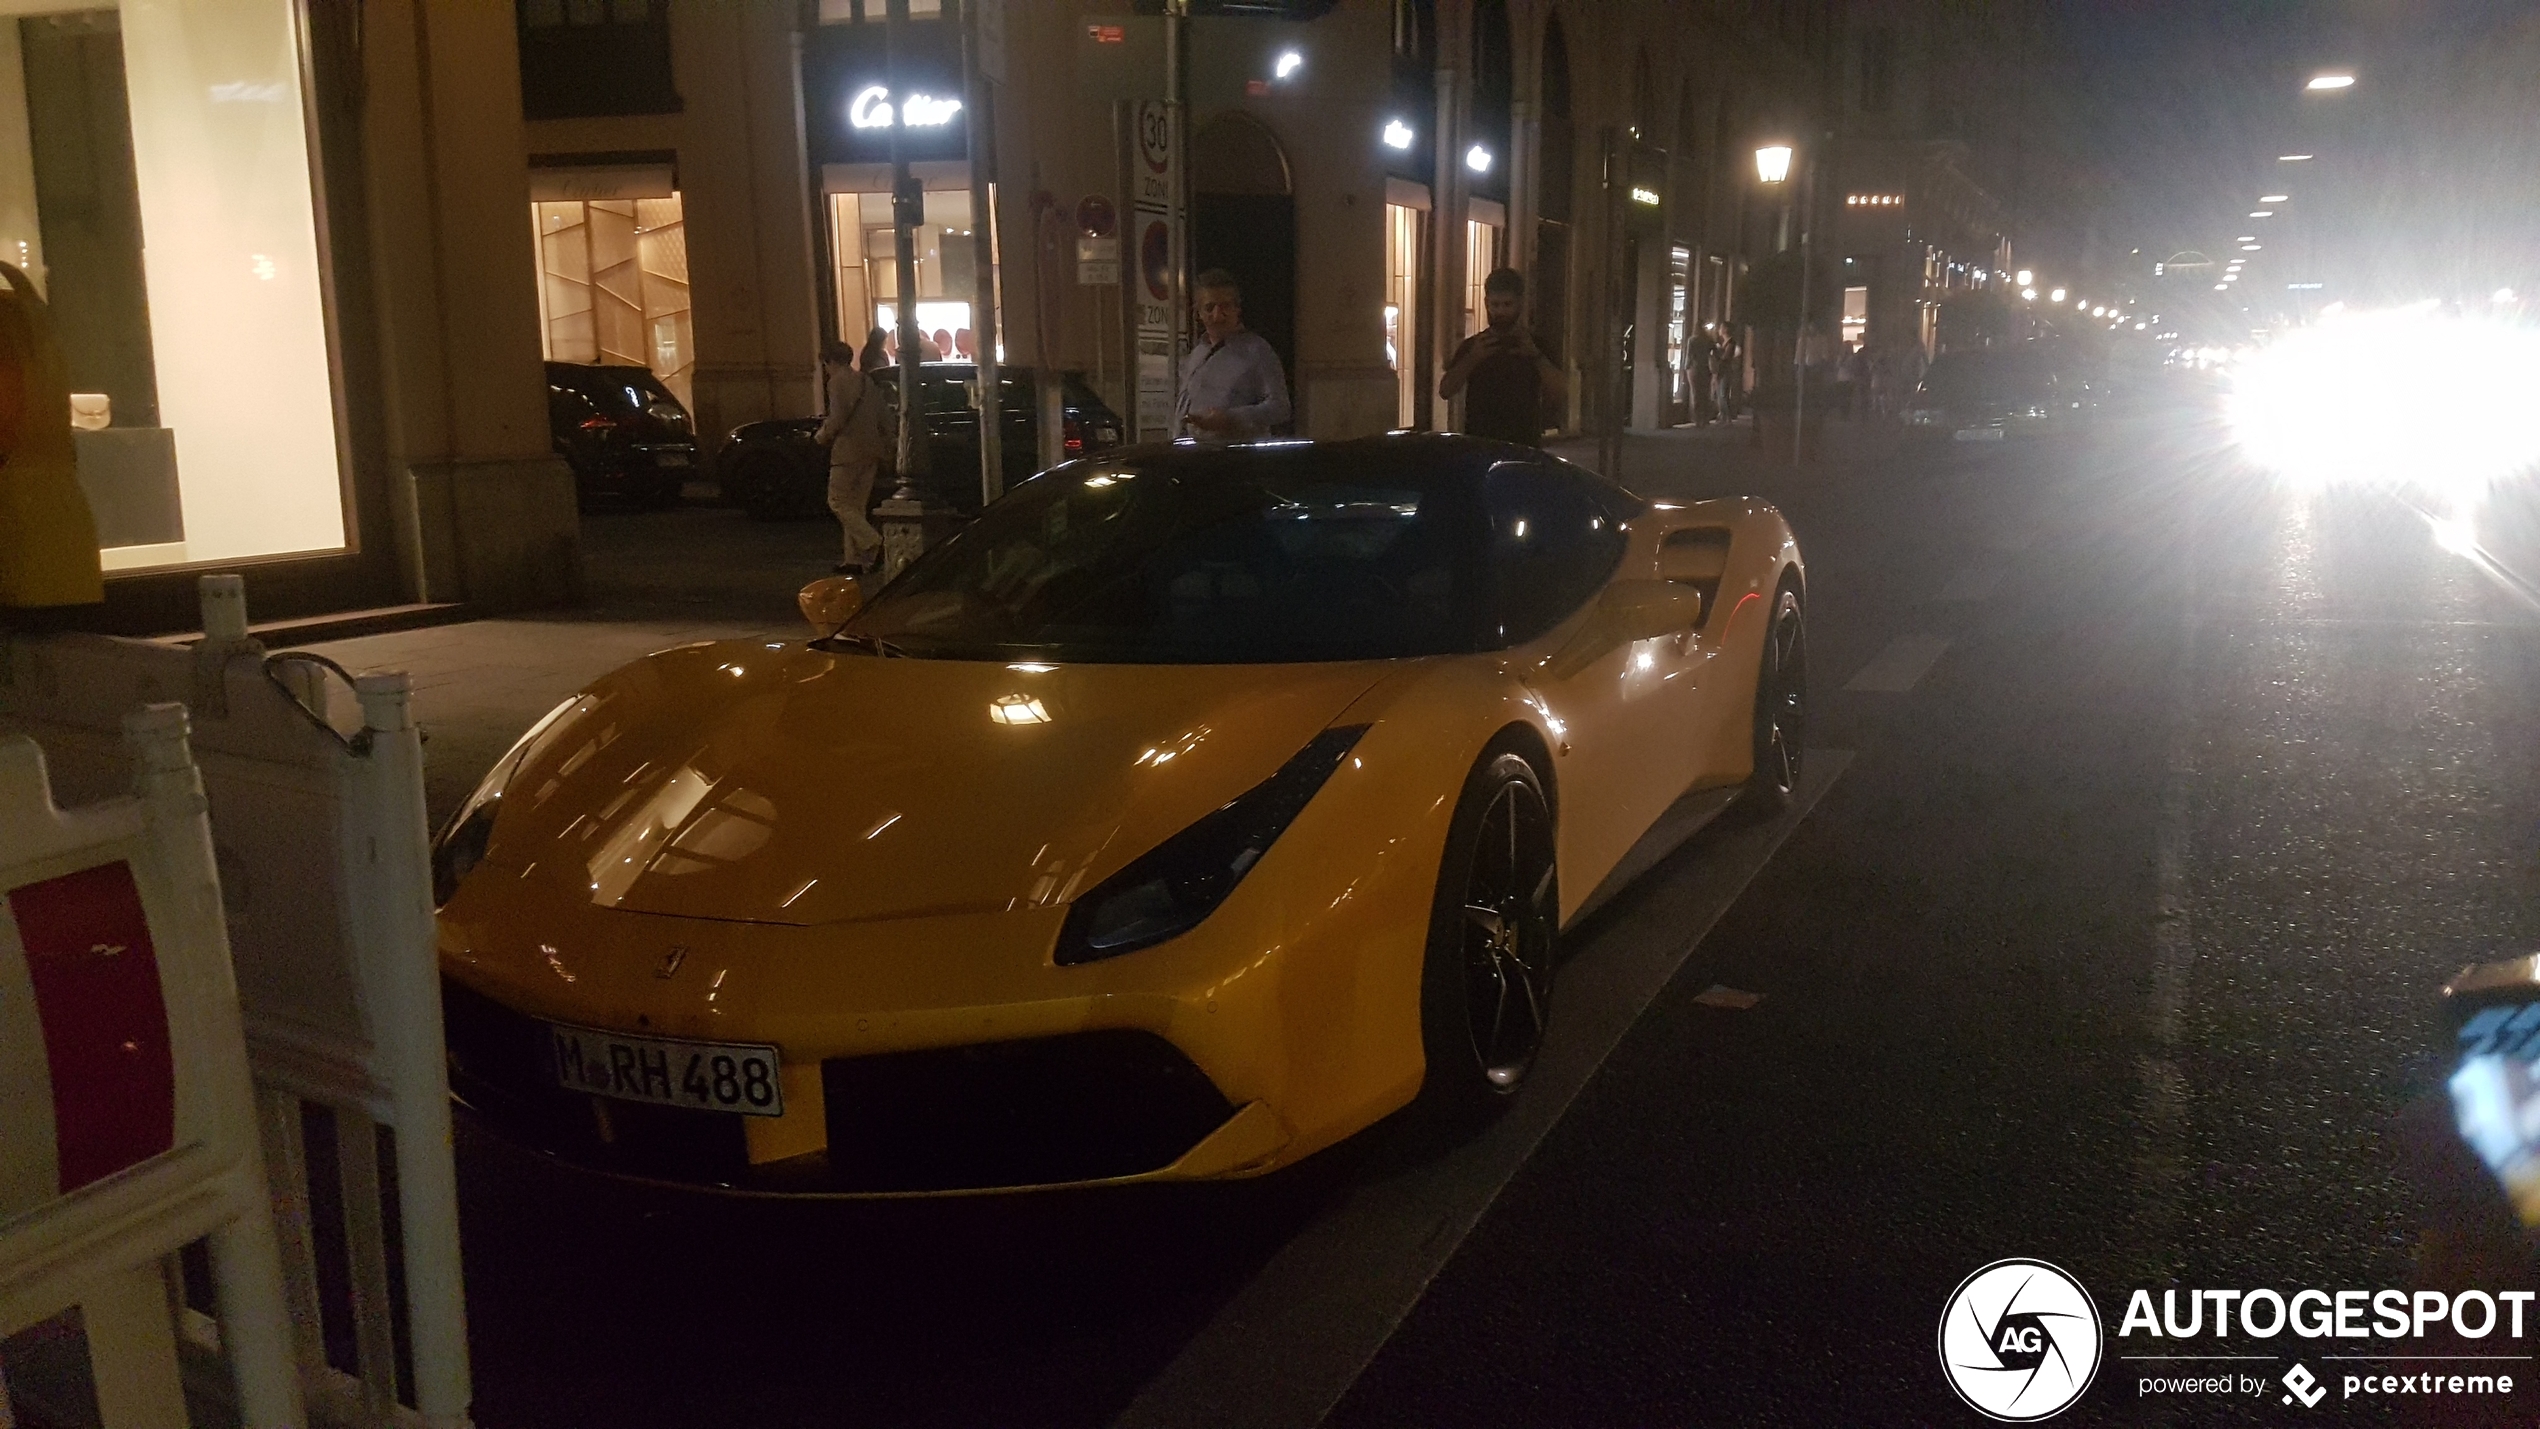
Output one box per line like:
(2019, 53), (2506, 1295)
(1385, 199), (1422, 428)
(828, 187), (996, 362)
(0, 4), (346, 572)
(530, 190), (694, 410)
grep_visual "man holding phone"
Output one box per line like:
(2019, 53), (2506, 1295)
(1440, 266), (1567, 446)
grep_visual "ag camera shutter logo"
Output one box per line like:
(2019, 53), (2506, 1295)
(1939, 1259), (2104, 1420)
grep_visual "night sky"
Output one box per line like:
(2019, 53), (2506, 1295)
(2051, 0), (2540, 318)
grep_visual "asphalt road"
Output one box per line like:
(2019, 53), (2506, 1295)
(443, 410), (2540, 1428)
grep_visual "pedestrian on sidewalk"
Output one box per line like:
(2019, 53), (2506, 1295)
(1440, 267), (1566, 446)
(858, 326), (890, 374)
(817, 339), (891, 576)
(1176, 269), (1291, 441)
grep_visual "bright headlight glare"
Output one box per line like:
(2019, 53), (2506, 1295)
(2228, 308), (2540, 500)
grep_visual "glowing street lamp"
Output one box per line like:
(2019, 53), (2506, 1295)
(2020, 287), (2038, 301)
(1754, 145), (1792, 184)
(2015, 269), (2034, 287)
(2048, 287), (2067, 303)
(2306, 73), (2355, 91)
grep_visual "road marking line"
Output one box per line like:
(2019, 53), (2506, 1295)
(2130, 511), (2200, 1288)
(1842, 633), (1951, 692)
(1110, 752), (1856, 1429)
(1934, 566), (2005, 603)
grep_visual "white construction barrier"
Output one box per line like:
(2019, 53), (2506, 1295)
(0, 706), (302, 1428)
(0, 576), (470, 1428)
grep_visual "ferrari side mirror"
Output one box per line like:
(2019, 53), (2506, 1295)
(798, 574), (865, 632)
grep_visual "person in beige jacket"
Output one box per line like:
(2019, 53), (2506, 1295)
(815, 339), (891, 574)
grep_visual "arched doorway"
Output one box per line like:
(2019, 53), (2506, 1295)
(1192, 112), (1295, 422)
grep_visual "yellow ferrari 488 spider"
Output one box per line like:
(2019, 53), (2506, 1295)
(434, 435), (1804, 1194)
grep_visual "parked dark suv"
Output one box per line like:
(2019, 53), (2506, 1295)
(547, 362), (698, 507)
(714, 364), (1126, 521)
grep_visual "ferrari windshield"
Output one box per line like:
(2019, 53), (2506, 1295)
(843, 441), (1505, 663)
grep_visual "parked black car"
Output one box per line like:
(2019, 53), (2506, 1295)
(546, 362), (697, 507)
(715, 364), (1126, 521)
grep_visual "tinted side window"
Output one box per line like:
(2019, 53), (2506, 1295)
(1484, 462), (1627, 645)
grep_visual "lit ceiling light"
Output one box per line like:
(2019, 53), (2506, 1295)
(1465, 144), (1493, 173)
(2049, 287), (2067, 302)
(2076, 297), (2090, 308)
(1274, 50), (1303, 79)
(2250, 210), (2274, 218)
(2279, 154), (2313, 162)
(2241, 243), (2262, 251)
(2215, 283), (2230, 291)
(1754, 145), (1792, 184)
(2260, 194), (2289, 203)
(2306, 74), (2355, 90)
(2135, 321), (2148, 330)
(1381, 117), (1413, 150)
(2092, 305), (2107, 316)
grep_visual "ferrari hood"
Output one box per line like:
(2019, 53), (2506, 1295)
(482, 641), (1391, 926)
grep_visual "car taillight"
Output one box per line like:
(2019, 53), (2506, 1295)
(1064, 416), (1084, 455)
(579, 415), (615, 431)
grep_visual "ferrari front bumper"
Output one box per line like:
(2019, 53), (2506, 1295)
(440, 975), (1298, 1196)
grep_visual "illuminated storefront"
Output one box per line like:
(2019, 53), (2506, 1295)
(804, 18), (999, 356)
(0, 0), (344, 575)
(529, 163), (695, 410)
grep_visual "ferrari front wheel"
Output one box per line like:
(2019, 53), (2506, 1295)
(1742, 580), (1807, 815)
(1416, 746), (1558, 1124)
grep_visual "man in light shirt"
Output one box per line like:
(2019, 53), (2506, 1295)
(1175, 269), (1291, 441)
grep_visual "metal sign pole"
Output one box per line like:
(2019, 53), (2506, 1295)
(1165, 0), (1190, 416)
(886, 0), (921, 497)
(961, 0), (1003, 505)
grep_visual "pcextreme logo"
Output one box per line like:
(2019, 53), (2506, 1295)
(1938, 1259), (2104, 1421)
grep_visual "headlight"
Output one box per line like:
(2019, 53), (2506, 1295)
(1055, 726), (1367, 965)
(431, 695), (591, 907)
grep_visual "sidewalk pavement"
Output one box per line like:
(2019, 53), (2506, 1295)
(298, 502), (838, 825)
(304, 417), (1906, 828)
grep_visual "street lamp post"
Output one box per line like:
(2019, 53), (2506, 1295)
(1754, 144), (1802, 464)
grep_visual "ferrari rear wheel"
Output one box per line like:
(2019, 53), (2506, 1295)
(1417, 747), (1558, 1124)
(1742, 580), (1807, 816)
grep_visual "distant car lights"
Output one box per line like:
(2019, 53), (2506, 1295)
(2230, 306), (2540, 508)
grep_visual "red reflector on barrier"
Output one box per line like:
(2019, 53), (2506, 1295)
(11, 861), (176, 1192)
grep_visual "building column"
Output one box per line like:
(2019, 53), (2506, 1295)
(363, 0), (580, 612)
(674, 0), (821, 454)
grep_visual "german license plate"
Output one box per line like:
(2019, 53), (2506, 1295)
(1953, 427), (2007, 443)
(547, 1023), (784, 1117)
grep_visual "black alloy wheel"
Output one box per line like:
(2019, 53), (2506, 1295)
(1742, 581), (1807, 815)
(1417, 747), (1558, 1123)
